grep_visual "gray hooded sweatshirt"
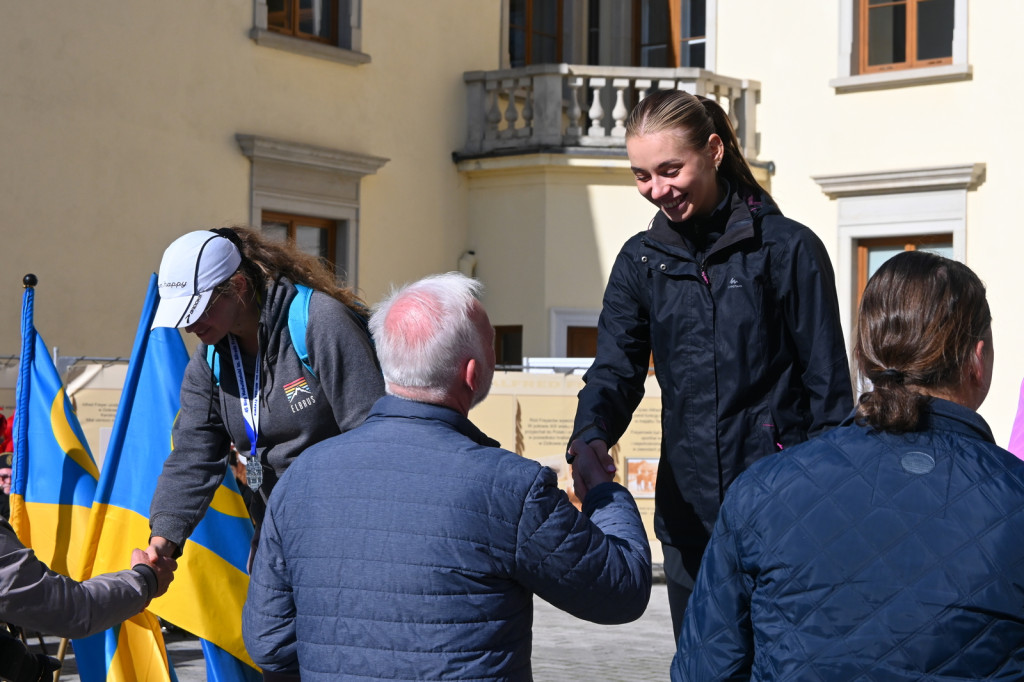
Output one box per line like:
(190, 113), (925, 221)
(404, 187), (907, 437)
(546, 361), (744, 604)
(149, 278), (384, 548)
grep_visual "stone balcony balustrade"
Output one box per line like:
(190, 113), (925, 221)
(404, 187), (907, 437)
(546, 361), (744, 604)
(460, 64), (761, 160)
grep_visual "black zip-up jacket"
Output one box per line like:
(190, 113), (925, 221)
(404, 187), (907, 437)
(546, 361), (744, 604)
(572, 188), (853, 549)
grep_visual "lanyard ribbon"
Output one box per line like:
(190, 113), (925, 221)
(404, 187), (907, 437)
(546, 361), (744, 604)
(228, 335), (263, 491)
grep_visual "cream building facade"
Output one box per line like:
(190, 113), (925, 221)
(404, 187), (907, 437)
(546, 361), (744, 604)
(457, 0), (1022, 443)
(2, 0), (1022, 443)
(0, 0), (499, 358)
(721, 0), (1019, 441)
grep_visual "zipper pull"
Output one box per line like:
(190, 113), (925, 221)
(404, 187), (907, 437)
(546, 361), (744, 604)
(700, 264), (710, 286)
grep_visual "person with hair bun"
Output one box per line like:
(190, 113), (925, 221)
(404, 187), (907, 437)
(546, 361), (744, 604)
(146, 227), (384, 564)
(855, 251), (994, 432)
(568, 89), (853, 634)
(672, 251), (1024, 680)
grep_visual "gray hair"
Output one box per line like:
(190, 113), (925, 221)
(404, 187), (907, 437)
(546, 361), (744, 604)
(369, 272), (485, 400)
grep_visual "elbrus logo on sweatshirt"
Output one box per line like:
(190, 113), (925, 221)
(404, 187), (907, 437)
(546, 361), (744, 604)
(284, 377), (316, 413)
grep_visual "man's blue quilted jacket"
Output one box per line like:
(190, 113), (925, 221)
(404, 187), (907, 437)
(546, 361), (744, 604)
(243, 396), (652, 680)
(673, 398), (1024, 680)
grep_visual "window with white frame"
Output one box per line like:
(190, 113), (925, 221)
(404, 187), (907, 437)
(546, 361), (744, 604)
(251, 0), (368, 65)
(236, 134), (388, 287)
(856, 234), (953, 307)
(549, 308), (600, 357)
(831, 0), (968, 92)
(812, 163), (985, 345)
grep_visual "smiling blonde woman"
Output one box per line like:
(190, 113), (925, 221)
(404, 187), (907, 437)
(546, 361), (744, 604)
(568, 89), (854, 637)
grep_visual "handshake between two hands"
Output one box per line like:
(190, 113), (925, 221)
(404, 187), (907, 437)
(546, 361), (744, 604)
(565, 438), (617, 503)
(131, 546), (178, 603)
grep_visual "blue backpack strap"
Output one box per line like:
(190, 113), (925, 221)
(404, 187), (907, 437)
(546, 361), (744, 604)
(202, 346), (221, 382)
(204, 284), (316, 382)
(205, 344), (221, 385)
(290, 283), (315, 377)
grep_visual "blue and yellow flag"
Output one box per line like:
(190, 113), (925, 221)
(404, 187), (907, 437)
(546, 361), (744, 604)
(11, 278), (99, 579)
(81, 274), (259, 680)
(13, 278), (177, 681)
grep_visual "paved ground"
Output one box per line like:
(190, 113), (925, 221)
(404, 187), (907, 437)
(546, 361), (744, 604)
(531, 582), (676, 681)
(41, 584), (675, 681)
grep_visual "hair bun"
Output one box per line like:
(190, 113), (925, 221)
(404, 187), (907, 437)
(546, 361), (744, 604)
(876, 368), (905, 384)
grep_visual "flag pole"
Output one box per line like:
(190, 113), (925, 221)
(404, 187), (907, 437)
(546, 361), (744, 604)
(11, 274), (37, 538)
(53, 637), (67, 682)
(14, 275), (67, 681)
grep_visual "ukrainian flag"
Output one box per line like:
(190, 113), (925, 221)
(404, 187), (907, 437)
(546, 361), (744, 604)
(81, 274), (259, 680)
(12, 278), (177, 680)
(10, 276), (99, 580)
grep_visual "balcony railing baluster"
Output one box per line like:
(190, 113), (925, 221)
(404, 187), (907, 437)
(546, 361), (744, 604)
(501, 78), (518, 141)
(565, 76), (584, 143)
(462, 65), (761, 160)
(517, 76), (533, 140)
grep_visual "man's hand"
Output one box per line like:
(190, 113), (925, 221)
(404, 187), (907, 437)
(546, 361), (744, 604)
(145, 536), (179, 562)
(567, 438), (614, 504)
(132, 548), (177, 600)
(567, 438), (616, 472)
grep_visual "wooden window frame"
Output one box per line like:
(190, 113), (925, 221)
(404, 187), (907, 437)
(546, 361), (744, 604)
(267, 0), (339, 45)
(509, 0), (563, 67)
(632, 0), (706, 68)
(262, 210), (338, 269)
(855, 233), (952, 307)
(858, 0), (953, 74)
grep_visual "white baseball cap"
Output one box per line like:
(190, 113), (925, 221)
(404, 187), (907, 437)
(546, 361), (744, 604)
(152, 231), (243, 329)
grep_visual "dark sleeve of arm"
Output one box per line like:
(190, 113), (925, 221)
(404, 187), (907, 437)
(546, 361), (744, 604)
(149, 349), (232, 548)
(671, 496), (754, 681)
(571, 246), (651, 447)
(778, 227), (854, 436)
(512, 468), (652, 624)
(0, 521), (149, 639)
(306, 294), (385, 433)
(243, 498), (298, 673)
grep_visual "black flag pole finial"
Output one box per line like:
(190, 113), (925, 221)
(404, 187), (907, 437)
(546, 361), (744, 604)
(23, 274), (37, 288)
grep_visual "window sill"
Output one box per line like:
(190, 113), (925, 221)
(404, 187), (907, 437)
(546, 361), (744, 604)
(830, 63), (971, 93)
(250, 29), (370, 66)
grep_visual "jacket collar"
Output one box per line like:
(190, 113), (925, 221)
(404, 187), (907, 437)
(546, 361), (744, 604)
(645, 186), (780, 261)
(919, 397), (996, 443)
(842, 397), (995, 444)
(369, 395), (501, 448)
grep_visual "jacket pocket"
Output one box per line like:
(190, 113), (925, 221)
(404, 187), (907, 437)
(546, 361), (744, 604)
(753, 409), (783, 461)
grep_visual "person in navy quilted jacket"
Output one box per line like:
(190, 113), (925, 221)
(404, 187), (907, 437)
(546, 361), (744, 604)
(243, 272), (652, 682)
(672, 250), (1024, 680)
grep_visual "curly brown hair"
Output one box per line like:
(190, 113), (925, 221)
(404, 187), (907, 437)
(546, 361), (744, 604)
(210, 226), (366, 315)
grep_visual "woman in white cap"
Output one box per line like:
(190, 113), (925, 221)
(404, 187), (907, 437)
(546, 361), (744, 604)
(146, 227), (384, 563)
